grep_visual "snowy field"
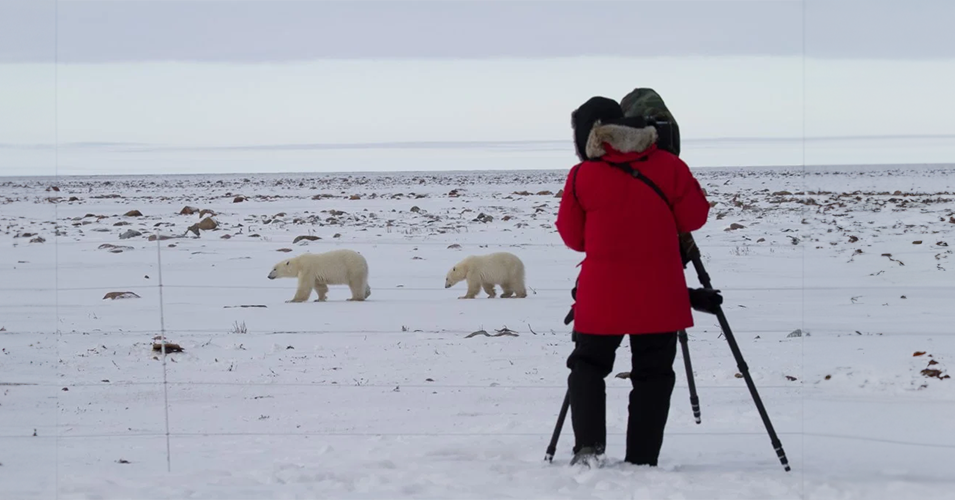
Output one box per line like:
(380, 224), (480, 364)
(1, 164), (954, 499)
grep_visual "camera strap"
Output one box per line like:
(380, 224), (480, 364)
(604, 159), (672, 210)
(570, 158), (672, 212)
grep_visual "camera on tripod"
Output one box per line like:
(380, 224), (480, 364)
(646, 118), (680, 157)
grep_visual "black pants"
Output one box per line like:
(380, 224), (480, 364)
(566, 331), (677, 465)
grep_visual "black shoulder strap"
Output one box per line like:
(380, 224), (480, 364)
(604, 160), (672, 210)
(570, 159), (672, 213)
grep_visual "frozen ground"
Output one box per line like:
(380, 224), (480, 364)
(1, 164), (954, 499)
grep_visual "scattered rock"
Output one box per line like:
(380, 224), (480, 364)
(200, 209), (217, 218)
(277, 248), (293, 252)
(198, 217), (218, 230)
(47, 186), (60, 192)
(98, 243), (134, 253)
(348, 194), (361, 200)
(787, 329), (807, 338)
(448, 189), (461, 198)
(913, 351), (926, 357)
(473, 213), (493, 223)
(152, 342), (183, 353)
(513, 191), (532, 196)
(179, 206), (199, 215)
(447, 244), (462, 250)
(555, 189), (564, 198)
(938, 241), (949, 247)
(233, 196), (245, 203)
(30, 236), (46, 244)
(410, 206), (421, 213)
(223, 305), (267, 309)
(116, 459), (130, 464)
(293, 235), (321, 244)
(825, 375), (832, 380)
(465, 327), (518, 338)
(119, 229), (142, 240)
(220, 234), (232, 239)
(103, 291), (140, 300)
(785, 375), (798, 381)
(725, 223), (745, 231)
(147, 234), (175, 242)
(734, 373), (743, 378)
(921, 369), (950, 380)
(536, 190), (553, 196)
(614, 372), (631, 379)
(756, 238), (766, 243)
(772, 190), (792, 196)
(913, 240), (923, 245)
(848, 235), (859, 243)
(333, 233), (341, 238)
(124, 210), (143, 217)
(68, 196), (79, 202)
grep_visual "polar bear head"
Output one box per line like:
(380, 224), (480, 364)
(268, 258), (299, 280)
(445, 263), (468, 288)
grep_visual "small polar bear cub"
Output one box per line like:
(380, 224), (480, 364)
(445, 251), (527, 299)
(268, 249), (371, 303)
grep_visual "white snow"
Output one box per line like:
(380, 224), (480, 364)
(1, 165), (954, 499)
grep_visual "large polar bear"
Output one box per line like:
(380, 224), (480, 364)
(268, 249), (371, 303)
(445, 252), (527, 299)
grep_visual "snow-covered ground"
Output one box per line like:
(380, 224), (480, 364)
(1, 164), (954, 499)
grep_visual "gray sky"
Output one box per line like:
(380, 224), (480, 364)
(2, 0), (953, 63)
(3, 0), (954, 175)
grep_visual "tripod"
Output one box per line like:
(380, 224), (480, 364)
(544, 233), (791, 472)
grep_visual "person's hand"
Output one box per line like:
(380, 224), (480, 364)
(688, 288), (722, 315)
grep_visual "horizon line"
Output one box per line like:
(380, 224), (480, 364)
(3, 162), (955, 181)
(3, 134), (955, 152)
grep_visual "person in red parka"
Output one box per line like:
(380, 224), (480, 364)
(556, 96), (711, 468)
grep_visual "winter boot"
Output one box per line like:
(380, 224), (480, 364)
(569, 446), (606, 469)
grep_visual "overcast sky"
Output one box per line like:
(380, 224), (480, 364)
(3, 0), (953, 63)
(2, 0), (954, 176)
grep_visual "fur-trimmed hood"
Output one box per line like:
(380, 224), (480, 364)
(585, 121), (658, 159)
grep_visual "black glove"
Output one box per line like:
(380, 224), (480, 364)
(688, 287), (722, 315)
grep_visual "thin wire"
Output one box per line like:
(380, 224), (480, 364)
(53, 0), (60, 496)
(0, 380), (805, 391)
(2, 282), (954, 294)
(801, 0), (809, 492)
(155, 229), (172, 472)
(3, 327), (952, 337)
(5, 431), (954, 450)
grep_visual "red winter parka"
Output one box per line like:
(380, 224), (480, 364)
(556, 120), (710, 335)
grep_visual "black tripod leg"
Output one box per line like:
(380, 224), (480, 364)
(545, 390), (570, 462)
(677, 330), (701, 424)
(691, 256), (791, 472)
